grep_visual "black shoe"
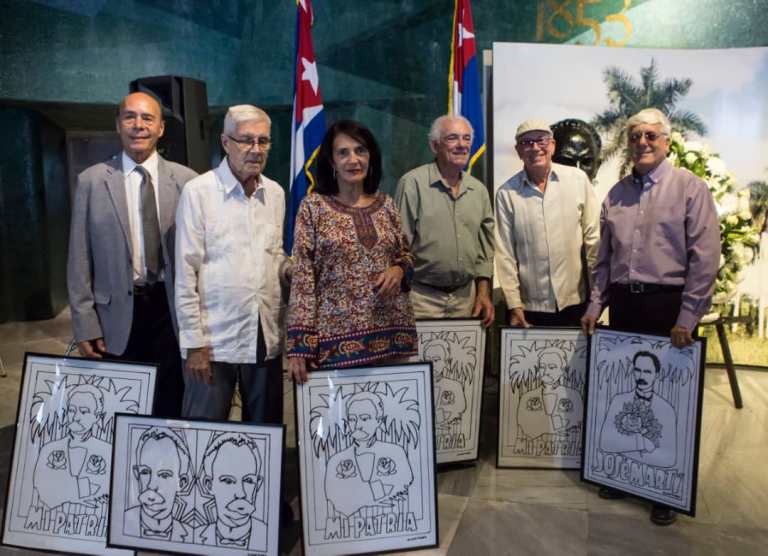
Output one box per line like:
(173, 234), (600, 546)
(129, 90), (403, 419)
(281, 501), (294, 527)
(598, 486), (627, 500)
(650, 504), (677, 526)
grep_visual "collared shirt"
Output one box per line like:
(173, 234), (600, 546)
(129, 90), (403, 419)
(122, 151), (161, 282)
(494, 163), (600, 312)
(586, 159), (720, 330)
(395, 162), (494, 288)
(175, 158), (288, 363)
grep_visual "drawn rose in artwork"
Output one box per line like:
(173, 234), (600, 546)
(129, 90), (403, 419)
(620, 412), (643, 433)
(336, 459), (357, 479)
(526, 397), (543, 411)
(46, 449), (67, 470)
(558, 398), (574, 412)
(86, 454), (107, 475)
(376, 456), (397, 477)
(615, 400), (664, 447)
(441, 390), (456, 405)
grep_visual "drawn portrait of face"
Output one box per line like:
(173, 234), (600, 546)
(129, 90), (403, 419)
(538, 350), (565, 387)
(633, 352), (660, 395)
(424, 342), (449, 378)
(66, 386), (104, 436)
(347, 395), (382, 444)
(133, 432), (190, 522)
(206, 440), (263, 529)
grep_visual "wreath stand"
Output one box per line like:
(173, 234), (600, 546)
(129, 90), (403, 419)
(698, 312), (743, 409)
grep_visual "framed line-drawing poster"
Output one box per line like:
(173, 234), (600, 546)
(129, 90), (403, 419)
(498, 328), (588, 469)
(582, 329), (706, 515)
(294, 363), (438, 556)
(108, 415), (283, 555)
(414, 319), (486, 464)
(2, 352), (156, 556)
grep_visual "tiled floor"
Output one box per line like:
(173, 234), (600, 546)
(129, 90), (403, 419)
(0, 312), (766, 555)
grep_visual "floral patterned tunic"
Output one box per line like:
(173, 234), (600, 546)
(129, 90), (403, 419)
(287, 192), (418, 367)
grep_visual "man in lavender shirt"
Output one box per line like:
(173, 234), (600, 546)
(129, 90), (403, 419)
(580, 108), (720, 526)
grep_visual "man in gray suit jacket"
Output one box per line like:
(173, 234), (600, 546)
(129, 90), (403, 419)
(67, 91), (197, 417)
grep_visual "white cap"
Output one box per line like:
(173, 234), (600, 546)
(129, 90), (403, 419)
(515, 119), (553, 139)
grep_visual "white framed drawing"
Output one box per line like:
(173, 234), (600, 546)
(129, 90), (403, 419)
(414, 319), (486, 464)
(107, 415), (283, 555)
(498, 328), (588, 469)
(582, 329), (706, 515)
(1, 352), (156, 556)
(294, 363), (438, 556)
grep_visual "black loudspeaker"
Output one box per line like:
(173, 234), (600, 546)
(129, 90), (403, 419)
(129, 76), (211, 173)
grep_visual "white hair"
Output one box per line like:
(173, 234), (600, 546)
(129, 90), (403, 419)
(626, 108), (671, 136)
(223, 104), (271, 136)
(428, 114), (474, 145)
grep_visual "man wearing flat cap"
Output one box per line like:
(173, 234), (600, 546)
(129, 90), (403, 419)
(495, 120), (600, 327)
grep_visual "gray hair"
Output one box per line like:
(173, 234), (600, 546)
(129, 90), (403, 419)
(428, 114), (474, 145)
(626, 108), (671, 137)
(223, 104), (271, 136)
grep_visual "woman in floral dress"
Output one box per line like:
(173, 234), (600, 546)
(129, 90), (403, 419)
(286, 120), (418, 382)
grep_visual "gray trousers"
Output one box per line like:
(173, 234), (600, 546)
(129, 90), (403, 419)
(181, 357), (282, 423)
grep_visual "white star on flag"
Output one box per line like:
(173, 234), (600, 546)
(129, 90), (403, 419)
(459, 23), (474, 47)
(301, 57), (319, 95)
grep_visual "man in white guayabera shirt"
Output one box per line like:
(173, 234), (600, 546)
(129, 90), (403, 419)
(175, 104), (290, 423)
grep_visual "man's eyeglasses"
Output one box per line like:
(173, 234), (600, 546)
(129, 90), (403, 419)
(518, 137), (552, 149)
(628, 131), (667, 143)
(227, 135), (272, 150)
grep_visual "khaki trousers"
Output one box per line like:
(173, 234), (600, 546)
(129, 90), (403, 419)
(410, 281), (476, 319)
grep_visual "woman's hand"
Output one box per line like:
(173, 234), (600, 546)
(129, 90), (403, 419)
(373, 265), (404, 298)
(287, 357), (317, 384)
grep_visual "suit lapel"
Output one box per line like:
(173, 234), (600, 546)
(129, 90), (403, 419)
(157, 156), (177, 232)
(104, 156), (133, 255)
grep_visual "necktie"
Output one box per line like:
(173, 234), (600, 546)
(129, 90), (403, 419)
(136, 166), (162, 283)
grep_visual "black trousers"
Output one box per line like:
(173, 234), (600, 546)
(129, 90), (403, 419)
(608, 284), (683, 336)
(116, 282), (184, 418)
(523, 302), (587, 327)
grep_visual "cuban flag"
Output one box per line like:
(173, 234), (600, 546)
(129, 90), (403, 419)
(448, 0), (485, 170)
(287, 0), (325, 254)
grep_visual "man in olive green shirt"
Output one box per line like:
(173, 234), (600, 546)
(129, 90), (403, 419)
(395, 115), (495, 327)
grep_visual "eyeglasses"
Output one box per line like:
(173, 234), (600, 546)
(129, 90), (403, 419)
(518, 137), (552, 149)
(628, 131), (667, 143)
(227, 135), (272, 150)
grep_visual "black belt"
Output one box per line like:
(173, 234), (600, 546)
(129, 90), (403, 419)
(612, 282), (684, 294)
(133, 281), (165, 296)
(415, 280), (471, 294)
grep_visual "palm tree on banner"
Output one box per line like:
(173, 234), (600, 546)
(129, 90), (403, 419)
(592, 59), (707, 176)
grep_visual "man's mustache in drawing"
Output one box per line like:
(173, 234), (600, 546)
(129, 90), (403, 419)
(138, 488), (169, 516)
(224, 497), (255, 519)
